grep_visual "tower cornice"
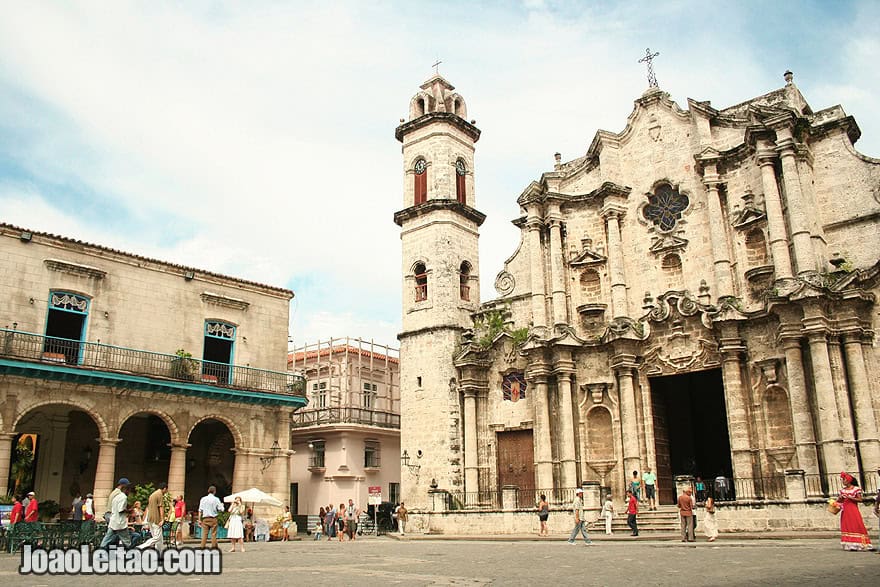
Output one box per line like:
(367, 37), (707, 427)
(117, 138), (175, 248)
(393, 199), (486, 227)
(395, 112), (481, 143)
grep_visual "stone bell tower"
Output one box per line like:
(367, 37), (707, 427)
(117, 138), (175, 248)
(393, 74), (484, 508)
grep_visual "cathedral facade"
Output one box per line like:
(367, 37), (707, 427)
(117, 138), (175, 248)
(394, 72), (880, 517)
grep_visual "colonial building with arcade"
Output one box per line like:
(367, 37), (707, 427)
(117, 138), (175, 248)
(0, 223), (306, 516)
(393, 71), (880, 533)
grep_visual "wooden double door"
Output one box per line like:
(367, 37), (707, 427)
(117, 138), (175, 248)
(496, 429), (535, 492)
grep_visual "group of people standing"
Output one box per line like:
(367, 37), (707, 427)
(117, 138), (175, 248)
(317, 500), (361, 541)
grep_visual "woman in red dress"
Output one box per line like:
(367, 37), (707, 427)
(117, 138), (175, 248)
(837, 472), (873, 551)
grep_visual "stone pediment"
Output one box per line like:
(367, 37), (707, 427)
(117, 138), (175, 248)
(641, 337), (721, 376)
(648, 233), (688, 254)
(730, 191), (766, 229)
(569, 248), (607, 267)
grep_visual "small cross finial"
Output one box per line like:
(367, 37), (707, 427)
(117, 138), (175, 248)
(432, 59), (442, 76)
(638, 48), (660, 88)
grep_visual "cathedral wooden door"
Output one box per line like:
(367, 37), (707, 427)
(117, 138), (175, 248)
(496, 430), (535, 492)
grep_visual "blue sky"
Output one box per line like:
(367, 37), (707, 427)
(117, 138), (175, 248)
(1, 1), (877, 349)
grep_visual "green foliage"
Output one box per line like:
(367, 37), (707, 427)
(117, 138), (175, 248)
(0, 494), (14, 505)
(11, 445), (35, 496)
(129, 483), (156, 509)
(511, 327), (530, 346)
(472, 308), (529, 350)
(38, 500), (60, 521)
(174, 349), (192, 359)
(216, 510), (230, 526)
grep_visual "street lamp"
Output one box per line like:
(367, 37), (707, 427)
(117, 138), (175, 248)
(259, 440), (282, 472)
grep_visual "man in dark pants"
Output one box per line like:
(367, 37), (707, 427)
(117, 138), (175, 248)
(626, 490), (639, 536)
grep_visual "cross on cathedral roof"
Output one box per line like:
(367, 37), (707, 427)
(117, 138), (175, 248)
(639, 48), (660, 88)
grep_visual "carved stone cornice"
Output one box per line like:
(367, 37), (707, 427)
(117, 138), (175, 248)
(201, 292), (250, 310)
(44, 258), (107, 280)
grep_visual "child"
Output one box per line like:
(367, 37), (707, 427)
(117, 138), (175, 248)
(313, 521), (323, 540)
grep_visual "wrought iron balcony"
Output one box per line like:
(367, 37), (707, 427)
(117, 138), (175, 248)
(0, 329), (307, 406)
(291, 407), (400, 429)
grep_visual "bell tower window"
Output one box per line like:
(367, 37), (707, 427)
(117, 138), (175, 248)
(459, 261), (471, 301)
(414, 158), (427, 205)
(455, 159), (467, 204)
(414, 263), (428, 302)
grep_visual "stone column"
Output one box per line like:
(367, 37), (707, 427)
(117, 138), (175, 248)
(526, 210), (547, 329)
(547, 210), (568, 326)
(232, 448), (252, 492)
(602, 206), (629, 318)
(804, 328), (846, 473)
(167, 443), (190, 500)
(774, 126), (815, 275)
(0, 433), (16, 497)
(93, 438), (120, 515)
(842, 332), (880, 472)
(777, 326), (820, 476)
(717, 324), (755, 498)
(530, 370), (554, 491)
(827, 336), (858, 471)
(613, 355), (641, 475)
(756, 143), (794, 280)
(702, 166), (733, 297)
(554, 361), (578, 489)
(463, 389), (479, 493)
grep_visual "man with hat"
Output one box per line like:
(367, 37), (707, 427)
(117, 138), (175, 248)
(567, 487), (593, 545)
(24, 491), (38, 522)
(100, 478), (133, 548)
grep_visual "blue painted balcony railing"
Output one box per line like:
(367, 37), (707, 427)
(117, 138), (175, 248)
(0, 329), (306, 402)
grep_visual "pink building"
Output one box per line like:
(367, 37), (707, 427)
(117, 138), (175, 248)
(288, 338), (400, 518)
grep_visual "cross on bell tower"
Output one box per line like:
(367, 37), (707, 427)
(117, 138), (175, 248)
(639, 48), (660, 88)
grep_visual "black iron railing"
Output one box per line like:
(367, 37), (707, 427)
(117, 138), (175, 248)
(290, 407), (400, 429)
(0, 329), (306, 397)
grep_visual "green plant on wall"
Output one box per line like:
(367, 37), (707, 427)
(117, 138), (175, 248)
(171, 349), (198, 380)
(11, 445), (35, 497)
(471, 309), (529, 350)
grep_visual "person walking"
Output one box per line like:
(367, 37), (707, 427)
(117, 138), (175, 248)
(24, 491), (38, 522)
(567, 488), (593, 545)
(643, 468), (657, 510)
(677, 487), (696, 542)
(397, 502), (408, 536)
(837, 472), (872, 551)
(99, 478), (131, 547)
(626, 490), (639, 536)
(100, 480), (133, 548)
(702, 497), (718, 542)
(138, 482), (168, 552)
(344, 499), (359, 541)
(198, 485), (224, 549)
(227, 496), (246, 552)
(536, 494), (549, 537)
(600, 493), (614, 535)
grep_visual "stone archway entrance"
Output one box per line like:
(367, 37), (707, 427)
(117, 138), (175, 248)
(11, 405), (101, 515)
(116, 414), (172, 489)
(186, 419), (236, 505)
(650, 369), (733, 505)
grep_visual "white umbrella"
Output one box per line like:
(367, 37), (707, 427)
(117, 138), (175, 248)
(223, 487), (283, 506)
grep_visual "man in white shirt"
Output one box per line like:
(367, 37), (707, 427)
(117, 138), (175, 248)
(100, 478), (132, 548)
(198, 485), (224, 548)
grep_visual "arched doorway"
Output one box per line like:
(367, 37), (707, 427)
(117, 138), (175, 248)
(11, 404), (101, 517)
(116, 413), (173, 489)
(186, 419), (236, 505)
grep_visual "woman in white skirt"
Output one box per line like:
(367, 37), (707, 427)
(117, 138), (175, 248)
(601, 494), (614, 535)
(702, 497), (718, 542)
(227, 496), (246, 552)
